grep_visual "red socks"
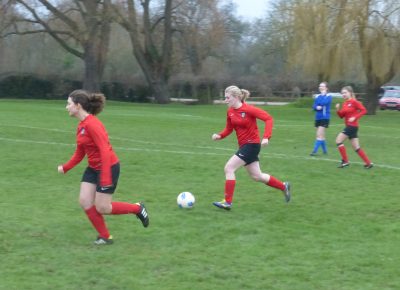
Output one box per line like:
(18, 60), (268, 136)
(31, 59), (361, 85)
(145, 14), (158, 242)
(224, 180), (236, 204)
(267, 176), (285, 191)
(337, 144), (349, 163)
(85, 206), (110, 239)
(111, 202), (141, 215)
(356, 148), (371, 165)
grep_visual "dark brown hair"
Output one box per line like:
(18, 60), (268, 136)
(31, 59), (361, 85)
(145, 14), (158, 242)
(69, 90), (105, 115)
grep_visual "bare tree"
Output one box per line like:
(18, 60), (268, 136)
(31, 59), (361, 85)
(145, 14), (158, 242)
(7, 0), (112, 92)
(112, 0), (173, 103)
(174, 0), (225, 76)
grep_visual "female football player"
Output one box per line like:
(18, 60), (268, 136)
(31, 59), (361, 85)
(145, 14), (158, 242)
(335, 86), (373, 169)
(310, 81), (332, 155)
(58, 90), (149, 245)
(211, 85), (291, 210)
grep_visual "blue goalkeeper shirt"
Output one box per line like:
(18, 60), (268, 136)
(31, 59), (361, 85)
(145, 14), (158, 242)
(313, 94), (332, 120)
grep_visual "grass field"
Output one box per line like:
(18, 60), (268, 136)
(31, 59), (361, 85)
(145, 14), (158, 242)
(1, 99), (399, 290)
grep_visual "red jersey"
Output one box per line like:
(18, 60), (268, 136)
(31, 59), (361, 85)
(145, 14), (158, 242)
(62, 114), (119, 186)
(218, 102), (273, 147)
(336, 98), (367, 127)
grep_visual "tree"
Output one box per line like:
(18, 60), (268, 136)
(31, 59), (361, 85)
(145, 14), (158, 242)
(266, 0), (400, 114)
(174, 0), (225, 75)
(352, 0), (400, 114)
(8, 0), (112, 92)
(112, 0), (173, 104)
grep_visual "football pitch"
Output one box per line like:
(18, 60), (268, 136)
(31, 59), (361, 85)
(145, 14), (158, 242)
(1, 99), (399, 290)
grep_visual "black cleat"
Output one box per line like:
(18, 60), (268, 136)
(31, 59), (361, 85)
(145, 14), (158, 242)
(364, 163), (374, 169)
(309, 152), (317, 156)
(94, 235), (113, 245)
(283, 182), (291, 203)
(136, 202), (149, 228)
(338, 161), (350, 168)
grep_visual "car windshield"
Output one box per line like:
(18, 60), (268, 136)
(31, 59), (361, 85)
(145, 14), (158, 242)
(383, 91), (400, 98)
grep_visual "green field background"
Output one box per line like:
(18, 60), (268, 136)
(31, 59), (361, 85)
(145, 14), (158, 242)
(0, 99), (399, 290)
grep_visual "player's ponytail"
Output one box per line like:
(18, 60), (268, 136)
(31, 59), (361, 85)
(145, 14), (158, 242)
(88, 93), (105, 115)
(240, 89), (250, 102)
(69, 90), (105, 115)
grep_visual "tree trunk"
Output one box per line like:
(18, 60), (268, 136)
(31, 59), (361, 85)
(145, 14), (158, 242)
(363, 83), (381, 115)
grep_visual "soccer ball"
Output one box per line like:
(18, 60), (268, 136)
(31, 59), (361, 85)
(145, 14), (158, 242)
(177, 192), (195, 209)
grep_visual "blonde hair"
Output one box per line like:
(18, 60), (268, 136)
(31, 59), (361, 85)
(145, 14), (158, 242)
(225, 85), (250, 102)
(69, 90), (105, 115)
(341, 86), (356, 99)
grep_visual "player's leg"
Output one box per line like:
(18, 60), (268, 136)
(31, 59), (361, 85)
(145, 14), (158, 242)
(318, 125), (328, 154)
(80, 182), (112, 242)
(246, 161), (291, 202)
(213, 155), (245, 209)
(311, 126), (323, 155)
(336, 132), (349, 167)
(351, 138), (373, 168)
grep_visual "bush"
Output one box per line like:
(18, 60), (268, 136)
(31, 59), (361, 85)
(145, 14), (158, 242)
(0, 75), (54, 99)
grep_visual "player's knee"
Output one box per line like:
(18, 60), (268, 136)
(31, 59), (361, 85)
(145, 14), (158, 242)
(79, 196), (93, 209)
(95, 203), (110, 214)
(336, 142), (343, 147)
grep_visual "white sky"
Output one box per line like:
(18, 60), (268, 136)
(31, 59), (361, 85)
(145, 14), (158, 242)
(231, 0), (270, 19)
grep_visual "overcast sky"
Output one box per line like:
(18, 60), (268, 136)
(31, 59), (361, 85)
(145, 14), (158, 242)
(231, 0), (270, 19)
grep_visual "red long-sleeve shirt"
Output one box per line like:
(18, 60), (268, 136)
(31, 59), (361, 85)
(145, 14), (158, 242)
(62, 114), (119, 186)
(218, 102), (274, 147)
(336, 98), (367, 127)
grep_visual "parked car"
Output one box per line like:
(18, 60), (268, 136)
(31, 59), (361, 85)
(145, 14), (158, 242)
(379, 90), (400, 110)
(378, 85), (400, 98)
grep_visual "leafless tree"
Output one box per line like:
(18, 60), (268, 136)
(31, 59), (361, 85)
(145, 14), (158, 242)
(112, 0), (173, 103)
(6, 0), (112, 92)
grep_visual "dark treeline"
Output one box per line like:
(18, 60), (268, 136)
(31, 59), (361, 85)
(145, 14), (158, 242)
(1, 0), (400, 113)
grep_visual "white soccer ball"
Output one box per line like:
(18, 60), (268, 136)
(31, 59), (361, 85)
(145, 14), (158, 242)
(177, 192), (195, 209)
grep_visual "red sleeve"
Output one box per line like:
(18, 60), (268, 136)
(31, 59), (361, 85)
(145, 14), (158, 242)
(87, 121), (113, 187)
(218, 112), (234, 139)
(354, 100), (367, 120)
(62, 144), (85, 173)
(249, 106), (274, 139)
(336, 108), (345, 118)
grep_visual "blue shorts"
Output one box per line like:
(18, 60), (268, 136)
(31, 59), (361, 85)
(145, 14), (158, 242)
(235, 143), (261, 165)
(81, 163), (120, 194)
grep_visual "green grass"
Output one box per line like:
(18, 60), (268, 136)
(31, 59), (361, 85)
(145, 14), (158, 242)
(0, 99), (399, 290)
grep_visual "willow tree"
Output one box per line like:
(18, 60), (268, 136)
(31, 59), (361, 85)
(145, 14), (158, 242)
(281, 0), (353, 83)
(269, 0), (400, 114)
(352, 0), (400, 114)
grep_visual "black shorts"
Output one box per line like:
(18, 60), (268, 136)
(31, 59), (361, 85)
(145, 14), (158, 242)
(81, 163), (120, 194)
(235, 143), (261, 165)
(315, 119), (330, 128)
(342, 126), (358, 139)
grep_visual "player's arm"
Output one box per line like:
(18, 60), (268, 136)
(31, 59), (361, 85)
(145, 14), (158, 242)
(60, 143), (85, 173)
(251, 106), (274, 140)
(88, 122), (113, 187)
(216, 114), (234, 140)
(354, 100), (367, 120)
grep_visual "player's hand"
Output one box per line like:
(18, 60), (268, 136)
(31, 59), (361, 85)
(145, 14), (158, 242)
(261, 138), (269, 147)
(335, 103), (340, 110)
(348, 117), (356, 122)
(316, 106), (322, 110)
(57, 165), (64, 174)
(212, 133), (221, 141)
